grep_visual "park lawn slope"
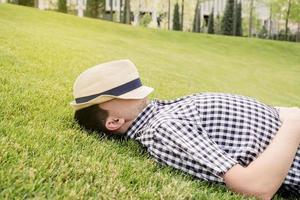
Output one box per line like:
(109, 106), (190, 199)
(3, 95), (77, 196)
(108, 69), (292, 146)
(0, 3), (299, 200)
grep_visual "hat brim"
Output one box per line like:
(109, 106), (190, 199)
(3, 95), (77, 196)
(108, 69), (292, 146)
(70, 85), (154, 111)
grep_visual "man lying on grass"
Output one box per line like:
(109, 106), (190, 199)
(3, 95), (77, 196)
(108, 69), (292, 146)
(71, 59), (300, 199)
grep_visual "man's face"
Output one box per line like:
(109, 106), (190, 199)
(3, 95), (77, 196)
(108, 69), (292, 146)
(99, 98), (149, 134)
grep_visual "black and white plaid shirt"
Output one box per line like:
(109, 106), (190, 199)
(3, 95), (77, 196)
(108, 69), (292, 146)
(126, 93), (300, 195)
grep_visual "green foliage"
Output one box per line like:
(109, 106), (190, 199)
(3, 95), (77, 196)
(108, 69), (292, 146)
(123, 0), (131, 24)
(139, 13), (152, 27)
(58, 0), (67, 13)
(1, 4), (300, 199)
(272, 0), (300, 40)
(290, 0), (300, 22)
(17, 0), (34, 7)
(85, 0), (104, 18)
(258, 25), (268, 39)
(221, 0), (234, 35)
(208, 9), (214, 34)
(235, 2), (242, 36)
(192, 0), (201, 33)
(173, 3), (181, 31)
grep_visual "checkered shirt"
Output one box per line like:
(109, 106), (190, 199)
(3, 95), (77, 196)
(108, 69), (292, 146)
(126, 92), (300, 196)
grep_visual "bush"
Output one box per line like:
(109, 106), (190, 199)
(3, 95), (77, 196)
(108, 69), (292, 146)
(58, 0), (67, 13)
(258, 25), (268, 39)
(15, 0), (34, 7)
(85, 0), (104, 18)
(139, 13), (152, 27)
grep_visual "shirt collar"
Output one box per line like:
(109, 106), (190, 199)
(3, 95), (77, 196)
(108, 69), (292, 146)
(126, 100), (157, 139)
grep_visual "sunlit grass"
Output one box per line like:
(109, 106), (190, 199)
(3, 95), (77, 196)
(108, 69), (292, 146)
(0, 3), (299, 199)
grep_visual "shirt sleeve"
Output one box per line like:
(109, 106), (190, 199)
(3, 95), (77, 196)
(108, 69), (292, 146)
(148, 120), (238, 183)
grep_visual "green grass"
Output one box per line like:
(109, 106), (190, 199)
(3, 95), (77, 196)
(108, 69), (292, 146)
(0, 4), (300, 200)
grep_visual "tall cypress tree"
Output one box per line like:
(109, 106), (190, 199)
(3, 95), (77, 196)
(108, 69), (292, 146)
(86, 0), (101, 18)
(58, 0), (67, 13)
(221, 0), (234, 35)
(193, 0), (201, 33)
(18, 0), (34, 7)
(173, 3), (181, 31)
(235, 2), (243, 36)
(123, 0), (131, 24)
(208, 8), (214, 34)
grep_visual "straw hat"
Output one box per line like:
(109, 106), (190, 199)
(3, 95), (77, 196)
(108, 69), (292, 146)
(70, 59), (154, 111)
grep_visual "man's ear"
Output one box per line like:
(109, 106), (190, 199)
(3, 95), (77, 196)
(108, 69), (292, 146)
(105, 116), (125, 131)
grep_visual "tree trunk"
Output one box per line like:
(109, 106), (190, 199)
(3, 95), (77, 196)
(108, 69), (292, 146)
(181, 0), (184, 31)
(249, 0), (254, 37)
(123, 0), (131, 24)
(285, 0), (292, 40)
(168, 0), (171, 30)
(233, 0), (237, 35)
(297, 22), (300, 42)
(110, 0), (113, 21)
(120, 0), (123, 23)
(268, 4), (272, 39)
(193, 0), (201, 32)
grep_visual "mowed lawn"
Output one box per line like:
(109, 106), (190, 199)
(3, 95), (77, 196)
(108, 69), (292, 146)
(1, 3), (300, 200)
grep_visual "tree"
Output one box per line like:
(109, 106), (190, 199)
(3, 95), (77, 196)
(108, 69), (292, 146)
(262, 0), (278, 38)
(123, 0), (131, 24)
(139, 13), (152, 27)
(221, 0), (234, 35)
(86, 0), (103, 18)
(235, 2), (242, 36)
(208, 8), (214, 34)
(18, 0), (34, 7)
(110, 0), (113, 21)
(181, 0), (184, 30)
(232, 0), (237, 35)
(249, 0), (254, 37)
(168, 0), (171, 30)
(289, 0), (300, 42)
(268, 2), (273, 38)
(273, 0), (299, 41)
(58, 0), (67, 13)
(193, 0), (201, 33)
(173, 2), (181, 31)
(285, 0), (292, 40)
(258, 24), (268, 39)
(119, 0), (123, 23)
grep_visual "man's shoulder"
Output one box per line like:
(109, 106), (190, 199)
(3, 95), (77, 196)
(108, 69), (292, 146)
(148, 114), (175, 128)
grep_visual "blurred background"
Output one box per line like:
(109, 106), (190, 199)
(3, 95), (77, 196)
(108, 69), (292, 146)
(1, 0), (300, 42)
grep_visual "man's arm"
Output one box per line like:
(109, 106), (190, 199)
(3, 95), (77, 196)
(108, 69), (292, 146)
(223, 107), (300, 200)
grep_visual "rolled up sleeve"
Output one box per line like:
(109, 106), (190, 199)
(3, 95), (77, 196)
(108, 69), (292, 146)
(148, 120), (238, 183)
